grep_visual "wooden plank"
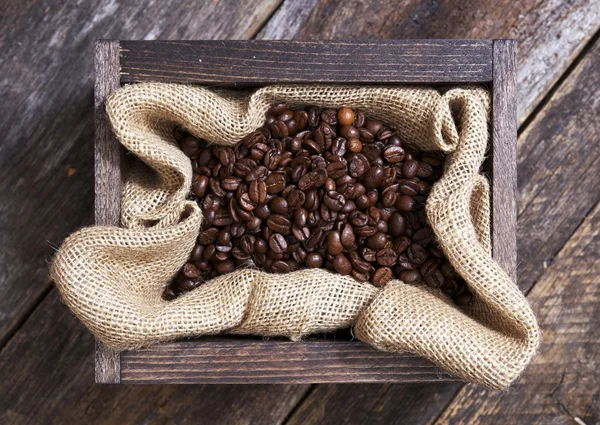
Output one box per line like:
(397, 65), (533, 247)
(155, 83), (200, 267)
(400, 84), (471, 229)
(434, 200), (600, 425)
(517, 36), (600, 292)
(94, 40), (122, 384)
(120, 340), (453, 384)
(0, 291), (309, 425)
(490, 40), (517, 280)
(0, 0), (281, 349)
(256, 0), (320, 40)
(282, 0), (599, 125)
(119, 40), (494, 84)
(285, 383), (462, 425)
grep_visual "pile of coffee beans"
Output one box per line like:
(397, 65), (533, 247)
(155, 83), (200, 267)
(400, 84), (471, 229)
(163, 104), (472, 306)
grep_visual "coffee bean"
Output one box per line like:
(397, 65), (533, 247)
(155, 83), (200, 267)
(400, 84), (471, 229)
(383, 145), (405, 163)
(347, 138), (363, 153)
(363, 165), (383, 189)
(407, 243), (429, 265)
(198, 228), (219, 245)
(396, 195), (416, 212)
(337, 107), (355, 126)
(340, 224), (357, 250)
(269, 233), (288, 254)
(402, 159), (419, 178)
(367, 232), (388, 250)
(372, 267), (392, 287)
(266, 214), (292, 236)
(265, 172), (287, 194)
(193, 175), (210, 198)
(305, 252), (323, 268)
(349, 251), (372, 274)
(332, 254), (352, 275)
(298, 169), (326, 191)
(389, 212), (407, 237)
(249, 181), (267, 204)
(323, 191), (345, 211)
(270, 197), (289, 214)
(326, 231), (344, 256)
(377, 248), (397, 267)
(305, 228), (325, 250)
(215, 259), (236, 274)
(420, 259), (444, 288)
(399, 269), (421, 283)
(326, 161), (347, 179)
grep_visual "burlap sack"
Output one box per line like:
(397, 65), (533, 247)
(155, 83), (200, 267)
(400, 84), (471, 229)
(50, 83), (539, 389)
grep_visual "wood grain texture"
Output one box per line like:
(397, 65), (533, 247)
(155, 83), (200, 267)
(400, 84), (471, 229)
(119, 40), (494, 84)
(517, 36), (600, 293)
(0, 0), (281, 349)
(282, 0), (599, 125)
(285, 382), (462, 425)
(93, 40), (122, 384)
(490, 40), (517, 280)
(256, 0), (320, 40)
(0, 292), (309, 425)
(434, 200), (600, 425)
(120, 340), (453, 384)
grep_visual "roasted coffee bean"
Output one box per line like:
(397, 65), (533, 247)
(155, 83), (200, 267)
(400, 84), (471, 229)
(408, 243), (429, 265)
(389, 212), (407, 237)
(454, 290), (473, 305)
(420, 259), (444, 288)
(349, 251), (373, 274)
(363, 165), (383, 189)
(249, 181), (267, 204)
(215, 259), (236, 275)
(323, 191), (345, 211)
(399, 269), (421, 283)
(326, 161), (347, 179)
(417, 162), (433, 179)
(193, 175), (210, 198)
(348, 154), (369, 178)
(321, 108), (338, 126)
(331, 137), (347, 156)
(402, 159), (419, 178)
(332, 254), (352, 275)
(270, 197), (289, 214)
(292, 224), (310, 242)
(266, 214), (292, 236)
(340, 224), (357, 250)
(180, 134), (202, 157)
(246, 165), (268, 182)
(396, 195), (416, 212)
(287, 188), (305, 209)
(372, 267), (392, 287)
(238, 192), (256, 211)
(264, 172), (286, 194)
(305, 252), (323, 268)
(233, 157), (258, 177)
(382, 185), (399, 207)
(399, 180), (420, 196)
(269, 233), (288, 254)
(298, 169), (327, 191)
(305, 228), (325, 250)
(198, 228), (219, 245)
(383, 145), (405, 163)
(376, 248), (397, 266)
(337, 107), (355, 126)
(352, 269), (370, 282)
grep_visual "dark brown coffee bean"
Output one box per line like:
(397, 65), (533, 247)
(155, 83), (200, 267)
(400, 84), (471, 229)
(248, 180), (267, 204)
(265, 172), (287, 194)
(399, 269), (421, 283)
(193, 175), (209, 198)
(408, 243), (429, 265)
(417, 161), (433, 179)
(326, 161), (347, 179)
(182, 263), (201, 280)
(215, 241), (233, 253)
(216, 230), (231, 245)
(298, 169), (326, 191)
(355, 225), (377, 237)
(399, 180), (420, 196)
(245, 165), (268, 182)
(233, 157), (258, 177)
(305, 253), (323, 268)
(292, 225), (310, 242)
(214, 259), (235, 275)
(270, 260), (290, 273)
(331, 137), (347, 156)
(402, 159), (419, 178)
(254, 204), (270, 220)
(351, 269), (370, 282)
(358, 127), (375, 142)
(238, 192), (256, 211)
(270, 197), (289, 214)
(420, 259), (444, 288)
(305, 228), (325, 250)
(360, 247), (378, 262)
(396, 195), (416, 212)
(321, 191), (344, 212)
(389, 213), (407, 237)
(382, 145), (405, 163)
(269, 233), (288, 254)
(326, 231), (344, 256)
(286, 189), (305, 209)
(349, 251), (373, 274)
(349, 211), (369, 227)
(180, 134), (202, 157)
(454, 290), (473, 305)
(382, 185), (399, 207)
(363, 166), (383, 189)
(393, 236), (410, 255)
(377, 248), (397, 267)
(347, 138), (362, 153)
(372, 267), (392, 287)
(332, 254), (352, 275)
(198, 228), (219, 245)
(221, 177), (242, 192)
(340, 224), (357, 250)
(367, 232), (388, 250)
(348, 154), (369, 178)
(266, 214), (292, 236)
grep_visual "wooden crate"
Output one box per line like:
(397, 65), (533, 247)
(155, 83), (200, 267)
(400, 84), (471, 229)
(94, 40), (516, 384)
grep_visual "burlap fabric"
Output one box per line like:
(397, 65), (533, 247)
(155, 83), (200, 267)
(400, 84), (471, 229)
(50, 83), (539, 389)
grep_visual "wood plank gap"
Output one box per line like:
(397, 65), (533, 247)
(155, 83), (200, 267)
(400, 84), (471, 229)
(248, 0), (285, 39)
(281, 385), (318, 425)
(517, 28), (600, 135)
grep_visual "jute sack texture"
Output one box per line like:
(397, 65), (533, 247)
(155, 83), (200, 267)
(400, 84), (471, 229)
(50, 83), (540, 389)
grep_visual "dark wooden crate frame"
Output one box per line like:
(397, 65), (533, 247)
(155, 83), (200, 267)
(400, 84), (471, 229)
(94, 40), (516, 384)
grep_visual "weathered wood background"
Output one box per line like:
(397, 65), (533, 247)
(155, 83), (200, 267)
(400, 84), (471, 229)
(0, 0), (598, 423)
